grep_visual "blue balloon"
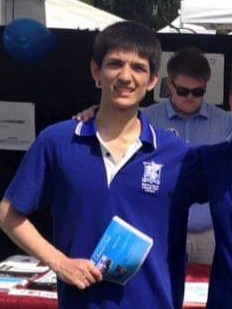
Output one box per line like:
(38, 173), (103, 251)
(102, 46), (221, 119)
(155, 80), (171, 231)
(3, 18), (56, 62)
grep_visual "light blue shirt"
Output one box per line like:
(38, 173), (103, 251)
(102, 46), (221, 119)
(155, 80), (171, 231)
(144, 99), (232, 232)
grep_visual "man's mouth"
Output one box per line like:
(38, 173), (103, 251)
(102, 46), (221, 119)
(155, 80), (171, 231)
(114, 85), (134, 93)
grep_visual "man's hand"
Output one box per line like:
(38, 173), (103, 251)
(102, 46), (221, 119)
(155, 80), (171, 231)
(52, 254), (103, 290)
(73, 105), (98, 122)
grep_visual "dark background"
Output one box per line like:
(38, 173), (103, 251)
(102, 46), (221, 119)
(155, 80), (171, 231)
(0, 27), (232, 259)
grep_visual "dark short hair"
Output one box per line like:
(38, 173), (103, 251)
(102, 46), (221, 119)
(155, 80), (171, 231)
(92, 21), (162, 75)
(167, 47), (211, 82)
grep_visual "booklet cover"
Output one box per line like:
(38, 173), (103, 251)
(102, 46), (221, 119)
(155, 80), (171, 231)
(90, 216), (154, 285)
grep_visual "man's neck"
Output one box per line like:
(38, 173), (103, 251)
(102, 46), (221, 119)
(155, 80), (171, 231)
(170, 99), (201, 120)
(96, 107), (141, 163)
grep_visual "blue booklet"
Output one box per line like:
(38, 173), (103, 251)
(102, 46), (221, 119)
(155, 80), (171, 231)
(90, 216), (154, 285)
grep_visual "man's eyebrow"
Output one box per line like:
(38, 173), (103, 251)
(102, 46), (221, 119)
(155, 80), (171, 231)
(132, 61), (149, 67)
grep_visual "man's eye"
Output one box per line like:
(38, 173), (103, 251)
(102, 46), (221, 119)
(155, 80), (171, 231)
(107, 61), (121, 68)
(133, 65), (148, 72)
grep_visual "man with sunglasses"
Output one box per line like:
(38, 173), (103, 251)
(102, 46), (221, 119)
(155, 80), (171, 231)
(76, 46), (232, 265)
(145, 46), (232, 265)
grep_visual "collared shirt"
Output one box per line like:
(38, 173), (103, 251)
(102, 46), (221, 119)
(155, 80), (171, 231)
(4, 113), (206, 309)
(96, 131), (142, 186)
(144, 99), (232, 146)
(144, 99), (232, 232)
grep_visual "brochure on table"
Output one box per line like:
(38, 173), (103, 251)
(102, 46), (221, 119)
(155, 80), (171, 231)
(0, 255), (57, 298)
(0, 255), (49, 273)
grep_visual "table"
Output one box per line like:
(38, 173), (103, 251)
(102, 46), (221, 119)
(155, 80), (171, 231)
(0, 292), (58, 309)
(0, 264), (210, 309)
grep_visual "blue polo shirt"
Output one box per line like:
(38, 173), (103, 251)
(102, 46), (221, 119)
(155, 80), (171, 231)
(199, 142), (232, 309)
(4, 112), (206, 309)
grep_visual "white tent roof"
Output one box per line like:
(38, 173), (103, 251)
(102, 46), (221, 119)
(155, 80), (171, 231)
(0, 0), (124, 30)
(180, 0), (232, 30)
(158, 16), (216, 34)
(45, 0), (124, 30)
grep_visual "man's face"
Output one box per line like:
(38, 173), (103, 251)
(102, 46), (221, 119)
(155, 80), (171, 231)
(167, 74), (206, 117)
(91, 49), (158, 110)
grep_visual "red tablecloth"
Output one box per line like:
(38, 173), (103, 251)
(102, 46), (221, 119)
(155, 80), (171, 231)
(0, 292), (58, 309)
(0, 263), (210, 309)
(183, 263), (211, 309)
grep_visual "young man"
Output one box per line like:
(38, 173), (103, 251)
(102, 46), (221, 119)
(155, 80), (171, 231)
(145, 47), (232, 264)
(0, 21), (206, 309)
(78, 47), (232, 264)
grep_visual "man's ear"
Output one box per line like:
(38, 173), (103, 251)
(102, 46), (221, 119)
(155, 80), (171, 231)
(90, 60), (101, 82)
(166, 76), (173, 90)
(147, 73), (159, 91)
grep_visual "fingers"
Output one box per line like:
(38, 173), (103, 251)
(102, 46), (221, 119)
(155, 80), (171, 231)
(54, 257), (103, 290)
(75, 261), (103, 290)
(72, 111), (89, 122)
(72, 105), (98, 122)
(82, 268), (96, 284)
(77, 273), (91, 289)
(89, 263), (103, 282)
(71, 113), (84, 121)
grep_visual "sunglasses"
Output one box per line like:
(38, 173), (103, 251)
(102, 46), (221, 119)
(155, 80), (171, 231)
(171, 79), (206, 98)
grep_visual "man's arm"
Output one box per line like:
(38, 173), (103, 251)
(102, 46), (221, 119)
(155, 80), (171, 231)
(73, 103), (147, 122)
(0, 198), (103, 289)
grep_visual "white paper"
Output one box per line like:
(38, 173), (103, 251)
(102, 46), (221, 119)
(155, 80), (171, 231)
(34, 270), (57, 284)
(8, 288), (57, 299)
(184, 282), (209, 304)
(0, 101), (35, 151)
(0, 255), (49, 273)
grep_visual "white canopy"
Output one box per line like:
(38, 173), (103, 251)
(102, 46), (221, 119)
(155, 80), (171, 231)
(180, 0), (232, 30)
(45, 0), (124, 30)
(0, 0), (124, 30)
(158, 16), (216, 34)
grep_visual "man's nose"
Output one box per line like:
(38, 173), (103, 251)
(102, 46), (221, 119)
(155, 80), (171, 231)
(118, 65), (132, 81)
(186, 92), (197, 100)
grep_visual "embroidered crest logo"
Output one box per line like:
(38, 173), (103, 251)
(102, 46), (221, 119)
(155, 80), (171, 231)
(142, 161), (163, 193)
